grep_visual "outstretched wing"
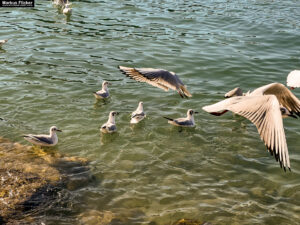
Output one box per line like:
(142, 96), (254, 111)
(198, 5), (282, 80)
(118, 66), (192, 97)
(203, 95), (290, 170)
(254, 83), (300, 117)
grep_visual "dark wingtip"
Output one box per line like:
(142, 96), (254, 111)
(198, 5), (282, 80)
(163, 116), (173, 121)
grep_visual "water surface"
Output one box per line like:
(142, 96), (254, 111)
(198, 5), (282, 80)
(1, 0), (300, 224)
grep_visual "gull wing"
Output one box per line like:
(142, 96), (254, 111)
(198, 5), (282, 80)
(25, 135), (53, 145)
(118, 66), (192, 97)
(131, 112), (145, 119)
(287, 70), (300, 88)
(203, 95), (290, 170)
(252, 83), (300, 116)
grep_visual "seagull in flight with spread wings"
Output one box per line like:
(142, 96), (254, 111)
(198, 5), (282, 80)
(118, 66), (192, 98)
(203, 83), (300, 171)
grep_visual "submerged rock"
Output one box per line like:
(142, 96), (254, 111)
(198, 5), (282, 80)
(0, 137), (90, 224)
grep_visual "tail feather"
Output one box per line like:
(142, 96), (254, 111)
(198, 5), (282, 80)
(163, 116), (173, 121)
(180, 85), (192, 98)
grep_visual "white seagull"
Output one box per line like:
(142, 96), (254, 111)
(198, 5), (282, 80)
(93, 81), (110, 99)
(203, 83), (300, 171)
(23, 126), (62, 147)
(164, 109), (198, 127)
(0, 39), (8, 47)
(118, 66), (192, 98)
(100, 111), (118, 133)
(63, 2), (72, 15)
(287, 70), (300, 89)
(130, 102), (146, 124)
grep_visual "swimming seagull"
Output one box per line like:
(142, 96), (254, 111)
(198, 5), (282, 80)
(23, 126), (62, 147)
(130, 102), (146, 124)
(164, 109), (198, 127)
(63, 2), (72, 15)
(118, 66), (192, 98)
(0, 40), (8, 47)
(287, 70), (300, 89)
(93, 81), (110, 99)
(202, 85), (300, 170)
(100, 111), (118, 133)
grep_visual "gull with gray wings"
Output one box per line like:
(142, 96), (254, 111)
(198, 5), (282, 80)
(164, 109), (198, 127)
(130, 102), (146, 124)
(100, 111), (118, 133)
(23, 126), (62, 147)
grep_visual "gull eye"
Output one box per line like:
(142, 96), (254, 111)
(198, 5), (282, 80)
(190, 110), (193, 115)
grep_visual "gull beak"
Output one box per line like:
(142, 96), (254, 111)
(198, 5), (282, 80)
(194, 111), (199, 114)
(57, 129), (63, 132)
(288, 114), (297, 119)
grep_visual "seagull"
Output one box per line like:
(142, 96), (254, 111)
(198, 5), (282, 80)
(0, 39), (8, 47)
(164, 109), (198, 127)
(93, 81), (110, 99)
(63, 2), (72, 15)
(53, 0), (67, 6)
(130, 102), (146, 124)
(203, 83), (300, 170)
(287, 70), (300, 89)
(23, 126), (62, 147)
(100, 111), (118, 133)
(118, 66), (192, 98)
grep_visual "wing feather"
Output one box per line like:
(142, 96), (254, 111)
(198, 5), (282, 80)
(203, 95), (290, 170)
(118, 66), (192, 97)
(252, 83), (300, 116)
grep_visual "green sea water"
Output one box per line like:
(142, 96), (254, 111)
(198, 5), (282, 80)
(1, 0), (300, 224)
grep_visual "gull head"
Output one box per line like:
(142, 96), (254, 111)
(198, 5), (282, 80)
(187, 109), (199, 117)
(102, 81), (110, 88)
(280, 107), (297, 119)
(225, 87), (243, 98)
(110, 111), (118, 117)
(138, 101), (144, 109)
(50, 126), (62, 133)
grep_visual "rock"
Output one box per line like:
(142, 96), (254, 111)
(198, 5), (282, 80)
(0, 137), (90, 224)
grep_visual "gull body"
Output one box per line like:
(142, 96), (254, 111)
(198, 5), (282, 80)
(100, 111), (118, 133)
(287, 70), (300, 89)
(203, 83), (300, 170)
(0, 39), (8, 47)
(93, 81), (110, 99)
(164, 109), (198, 127)
(130, 102), (146, 124)
(118, 66), (192, 98)
(23, 126), (62, 147)
(63, 3), (72, 15)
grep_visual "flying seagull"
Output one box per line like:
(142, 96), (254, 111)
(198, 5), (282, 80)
(100, 111), (118, 133)
(203, 83), (300, 170)
(164, 109), (198, 127)
(93, 81), (110, 99)
(130, 102), (146, 124)
(118, 66), (192, 98)
(23, 126), (62, 147)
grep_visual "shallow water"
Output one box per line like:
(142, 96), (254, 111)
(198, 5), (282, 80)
(1, 0), (300, 224)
